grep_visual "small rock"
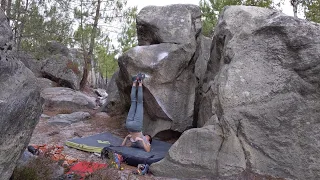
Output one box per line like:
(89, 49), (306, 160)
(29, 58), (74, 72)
(41, 87), (96, 111)
(95, 112), (110, 118)
(73, 132), (82, 137)
(41, 114), (51, 118)
(94, 88), (108, 97)
(48, 131), (59, 136)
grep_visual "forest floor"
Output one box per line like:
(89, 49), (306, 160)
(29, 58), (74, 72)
(28, 105), (181, 180)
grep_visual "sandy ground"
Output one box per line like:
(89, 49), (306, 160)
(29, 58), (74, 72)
(28, 107), (184, 180)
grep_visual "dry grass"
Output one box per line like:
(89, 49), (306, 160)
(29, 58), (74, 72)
(12, 156), (60, 180)
(84, 168), (120, 180)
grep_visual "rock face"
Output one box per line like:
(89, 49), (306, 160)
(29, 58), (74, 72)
(0, 14), (12, 47)
(41, 87), (96, 111)
(18, 51), (43, 77)
(108, 4), (202, 136)
(195, 35), (211, 84)
(150, 125), (245, 179)
(152, 6), (320, 180)
(37, 78), (55, 90)
(0, 9), (43, 180)
(103, 70), (127, 116)
(194, 35), (212, 127)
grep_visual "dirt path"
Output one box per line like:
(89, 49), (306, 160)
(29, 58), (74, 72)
(29, 108), (181, 180)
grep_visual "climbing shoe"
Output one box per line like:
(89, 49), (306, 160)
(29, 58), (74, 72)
(132, 75), (138, 82)
(137, 73), (145, 82)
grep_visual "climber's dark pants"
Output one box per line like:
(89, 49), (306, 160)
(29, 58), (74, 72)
(126, 85), (143, 132)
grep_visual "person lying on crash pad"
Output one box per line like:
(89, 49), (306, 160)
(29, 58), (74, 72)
(121, 73), (152, 152)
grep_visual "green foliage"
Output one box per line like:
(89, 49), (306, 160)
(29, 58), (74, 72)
(200, 0), (242, 37)
(95, 44), (118, 78)
(243, 0), (273, 7)
(11, 0), (72, 58)
(304, 0), (320, 23)
(200, 0), (276, 37)
(73, 0), (128, 84)
(73, 24), (103, 50)
(7, 0), (136, 81)
(117, 6), (138, 54)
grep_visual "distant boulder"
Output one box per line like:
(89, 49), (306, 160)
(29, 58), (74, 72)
(41, 87), (96, 111)
(41, 55), (81, 90)
(40, 42), (107, 90)
(44, 41), (70, 57)
(48, 112), (91, 125)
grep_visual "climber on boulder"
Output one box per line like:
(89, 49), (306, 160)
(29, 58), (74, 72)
(121, 73), (152, 152)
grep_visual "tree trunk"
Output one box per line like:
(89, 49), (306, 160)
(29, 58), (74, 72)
(105, 65), (108, 85)
(13, 0), (21, 46)
(1, 0), (6, 12)
(6, 0), (11, 18)
(79, 0), (87, 90)
(80, 0), (101, 90)
(291, 0), (299, 18)
(81, 53), (89, 90)
(91, 58), (96, 88)
(17, 0), (29, 51)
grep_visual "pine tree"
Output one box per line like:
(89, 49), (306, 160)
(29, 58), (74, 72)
(304, 0), (320, 23)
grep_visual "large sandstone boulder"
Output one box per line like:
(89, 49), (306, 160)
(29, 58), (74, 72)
(153, 5), (320, 179)
(108, 4), (201, 136)
(150, 125), (245, 179)
(118, 43), (197, 135)
(41, 87), (96, 111)
(137, 4), (201, 45)
(0, 9), (43, 179)
(40, 42), (84, 90)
